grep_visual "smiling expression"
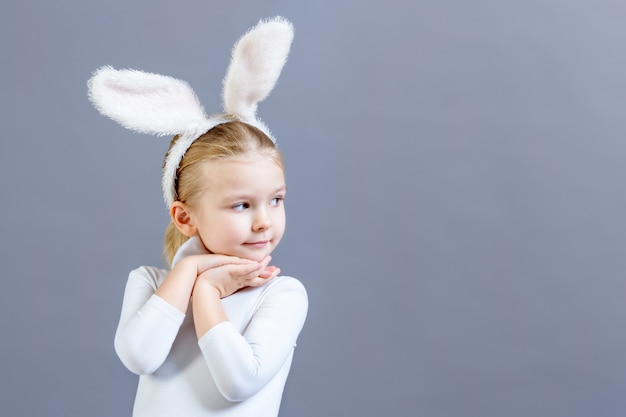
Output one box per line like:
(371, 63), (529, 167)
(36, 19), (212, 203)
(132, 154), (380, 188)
(187, 155), (286, 262)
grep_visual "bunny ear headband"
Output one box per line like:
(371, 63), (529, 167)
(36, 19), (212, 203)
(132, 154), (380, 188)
(87, 16), (293, 208)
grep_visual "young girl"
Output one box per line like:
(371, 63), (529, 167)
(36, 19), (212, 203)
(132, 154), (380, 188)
(87, 17), (307, 417)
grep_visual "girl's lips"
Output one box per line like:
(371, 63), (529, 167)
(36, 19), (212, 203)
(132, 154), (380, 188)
(244, 240), (270, 248)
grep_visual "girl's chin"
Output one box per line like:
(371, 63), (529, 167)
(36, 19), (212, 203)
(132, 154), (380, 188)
(212, 248), (273, 262)
(243, 250), (273, 262)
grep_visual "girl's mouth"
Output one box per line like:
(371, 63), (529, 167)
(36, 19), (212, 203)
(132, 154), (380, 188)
(244, 240), (270, 248)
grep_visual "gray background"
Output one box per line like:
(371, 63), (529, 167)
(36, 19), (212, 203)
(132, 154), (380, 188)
(1, 1), (626, 416)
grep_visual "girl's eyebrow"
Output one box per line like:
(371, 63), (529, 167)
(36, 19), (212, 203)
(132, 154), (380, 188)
(273, 185), (287, 194)
(223, 185), (287, 201)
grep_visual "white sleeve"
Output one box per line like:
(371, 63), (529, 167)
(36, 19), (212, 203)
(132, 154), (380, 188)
(114, 267), (185, 375)
(198, 277), (308, 402)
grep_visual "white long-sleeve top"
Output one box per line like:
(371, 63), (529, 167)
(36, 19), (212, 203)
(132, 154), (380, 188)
(114, 239), (308, 417)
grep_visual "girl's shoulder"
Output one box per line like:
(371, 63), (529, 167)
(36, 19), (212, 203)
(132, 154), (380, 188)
(127, 265), (169, 290)
(251, 275), (308, 312)
(226, 275), (307, 311)
(264, 275), (307, 295)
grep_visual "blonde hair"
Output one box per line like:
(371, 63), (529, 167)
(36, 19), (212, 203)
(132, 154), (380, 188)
(163, 121), (283, 265)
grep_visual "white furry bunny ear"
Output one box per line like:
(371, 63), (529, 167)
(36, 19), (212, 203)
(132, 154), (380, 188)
(87, 17), (294, 209)
(222, 16), (294, 121)
(87, 66), (213, 139)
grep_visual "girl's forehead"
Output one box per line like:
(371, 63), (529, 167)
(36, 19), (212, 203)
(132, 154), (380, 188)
(225, 153), (274, 163)
(213, 153), (282, 169)
(201, 154), (284, 179)
(191, 155), (285, 206)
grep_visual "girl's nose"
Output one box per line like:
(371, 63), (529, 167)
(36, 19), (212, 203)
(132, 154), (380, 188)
(253, 211), (272, 231)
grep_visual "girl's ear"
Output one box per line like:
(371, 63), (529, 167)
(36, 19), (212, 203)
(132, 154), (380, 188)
(170, 202), (197, 237)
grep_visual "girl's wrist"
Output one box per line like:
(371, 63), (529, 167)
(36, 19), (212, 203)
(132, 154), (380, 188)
(173, 256), (202, 279)
(192, 278), (222, 300)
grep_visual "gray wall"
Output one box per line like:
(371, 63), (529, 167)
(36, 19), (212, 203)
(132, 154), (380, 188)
(2, 1), (626, 416)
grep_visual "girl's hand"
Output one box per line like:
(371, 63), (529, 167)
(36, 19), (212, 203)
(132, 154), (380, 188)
(194, 255), (281, 299)
(155, 253), (254, 314)
(188, 255), (281, 337)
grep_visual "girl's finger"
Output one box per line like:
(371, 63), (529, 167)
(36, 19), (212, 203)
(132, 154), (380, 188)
(195, 254), (256, 273)
(258, 265), (279, 278)
(228, 261), (265, 277)
(247, 266), (280, 286)
(256, 266), (281, 280)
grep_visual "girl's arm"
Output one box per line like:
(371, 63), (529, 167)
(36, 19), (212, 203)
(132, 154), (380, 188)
(114, 255), (260, 375)
(114, 266), (187, 375)
(155, 254), (260, 314)
(191, 255), (279, 335)
(193, 275), (308, 402)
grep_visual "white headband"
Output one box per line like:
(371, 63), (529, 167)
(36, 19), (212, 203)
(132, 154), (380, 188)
(87, 16), (293, 208)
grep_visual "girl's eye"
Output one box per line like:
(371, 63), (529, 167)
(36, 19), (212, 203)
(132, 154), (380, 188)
(233, 202), (250, 211)
(270, 197), (283, 207)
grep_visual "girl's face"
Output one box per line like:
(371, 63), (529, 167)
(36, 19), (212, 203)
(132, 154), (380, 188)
(188, 155), (286, 262)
